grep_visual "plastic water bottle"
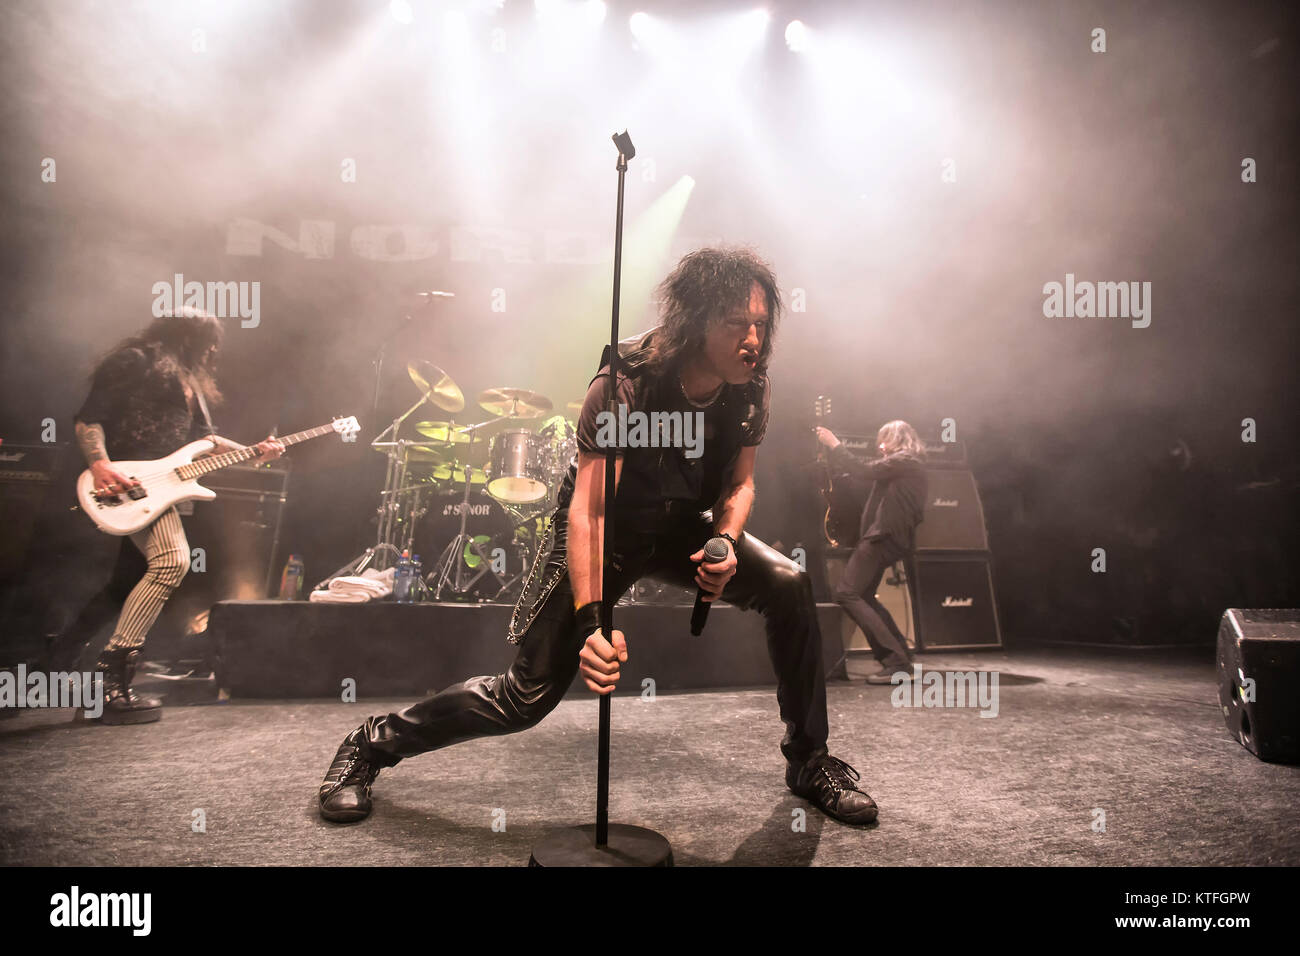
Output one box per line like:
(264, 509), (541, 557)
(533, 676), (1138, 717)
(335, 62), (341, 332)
(411, 554), (423, 602)
(393, 550), (413, 603)
(278, 554), (304, 600)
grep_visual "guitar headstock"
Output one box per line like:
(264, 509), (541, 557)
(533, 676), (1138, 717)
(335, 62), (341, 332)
(332, 416), (361, 441)
(814, 395), (833, 424)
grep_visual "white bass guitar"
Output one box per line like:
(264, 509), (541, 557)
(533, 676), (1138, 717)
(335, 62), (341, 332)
(76, 416), (359, 535)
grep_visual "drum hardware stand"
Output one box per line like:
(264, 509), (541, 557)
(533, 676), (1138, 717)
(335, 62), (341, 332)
(317, 394), (438, 589)
(430, 461), (513, 599)
(321, 303), (450, 589)
(482, 507), (545, 600)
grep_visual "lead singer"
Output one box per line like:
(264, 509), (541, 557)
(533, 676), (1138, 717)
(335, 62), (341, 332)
(317, 248), (878, 827)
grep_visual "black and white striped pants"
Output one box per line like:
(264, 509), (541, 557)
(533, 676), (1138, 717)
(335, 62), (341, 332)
(62, 507), (191, 655)
(106, 506), (190, 649)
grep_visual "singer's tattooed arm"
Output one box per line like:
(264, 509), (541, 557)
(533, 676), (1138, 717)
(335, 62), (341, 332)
(74, 421), (109, 466)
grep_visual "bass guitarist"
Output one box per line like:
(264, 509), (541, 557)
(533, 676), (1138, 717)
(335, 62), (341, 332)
(49, 309), (282, 724)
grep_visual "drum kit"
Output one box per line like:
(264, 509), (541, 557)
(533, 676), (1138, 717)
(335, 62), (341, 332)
(325, 359), (579, 602)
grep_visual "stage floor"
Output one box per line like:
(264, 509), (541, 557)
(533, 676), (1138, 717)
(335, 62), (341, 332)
(2, 647), (1297, 867)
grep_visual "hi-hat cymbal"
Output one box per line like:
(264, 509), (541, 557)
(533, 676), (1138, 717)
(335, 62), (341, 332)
(408, 361), (465, 413)
(413, 421), (471, 443)
(478, 387), (553, 420)
(403, 443), (457, 463)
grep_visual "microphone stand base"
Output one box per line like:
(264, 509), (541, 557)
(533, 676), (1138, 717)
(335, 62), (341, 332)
(528, 824), (673, 867)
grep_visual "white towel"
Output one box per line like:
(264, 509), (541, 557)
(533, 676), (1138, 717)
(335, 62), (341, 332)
(309, 567), (394, 604)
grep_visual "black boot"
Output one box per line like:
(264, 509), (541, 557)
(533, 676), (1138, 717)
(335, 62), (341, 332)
(319, 727), (387, 823)
(787, 754), (879, 825)
(93, 648), (162, 725)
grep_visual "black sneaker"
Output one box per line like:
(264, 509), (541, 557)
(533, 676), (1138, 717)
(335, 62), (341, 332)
(319, 728), (383, 823)
(786, 754), (879, 825)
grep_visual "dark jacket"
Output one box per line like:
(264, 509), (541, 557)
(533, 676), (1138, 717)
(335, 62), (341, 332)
(828, 445), (928, 552)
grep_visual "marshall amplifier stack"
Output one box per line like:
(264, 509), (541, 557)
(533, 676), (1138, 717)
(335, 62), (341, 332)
(825, 437), (1002, 651)
(0, 442), (65, 585)
(913, 441), (1002, 649)
(148, 460), (290, 658)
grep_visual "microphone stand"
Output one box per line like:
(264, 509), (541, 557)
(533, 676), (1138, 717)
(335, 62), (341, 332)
(529, 131), (672, 867)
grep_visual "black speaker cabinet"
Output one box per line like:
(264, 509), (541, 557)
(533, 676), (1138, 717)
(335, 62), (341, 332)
(0, 443), (64, 584)
(921, 439), (968, 468)
(911, 554), (1002, 650)
(916, 469), (989, 552)
(149, 463), (288, 656)
(1217, 608), (1300, 763)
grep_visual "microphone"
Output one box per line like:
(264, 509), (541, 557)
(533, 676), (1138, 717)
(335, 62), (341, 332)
(690, 536), (732, 636)
(417, 290), (456, 299)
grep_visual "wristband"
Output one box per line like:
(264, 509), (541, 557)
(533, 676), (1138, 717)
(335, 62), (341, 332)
(574, 601), (603, 637)
(716, 531), (739, 552)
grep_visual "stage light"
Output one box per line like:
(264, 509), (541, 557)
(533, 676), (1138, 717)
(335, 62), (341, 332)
(533, 1), (603, 31)
(442, 10), (470, 46)
(785, 19), (809, 53)
(628, 11), (677, 56)
(729, 8), (771, 54)
(389, 0), (413, 25)
(532, 175), (697, 383)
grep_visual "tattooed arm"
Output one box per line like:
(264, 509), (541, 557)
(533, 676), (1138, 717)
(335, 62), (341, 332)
(75, 420), (134, 496)
(74, 421), (109, 466)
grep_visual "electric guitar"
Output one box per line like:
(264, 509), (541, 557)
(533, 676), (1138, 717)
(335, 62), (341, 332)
(76, 416), (360, 535)
(813, 396), (864, 549)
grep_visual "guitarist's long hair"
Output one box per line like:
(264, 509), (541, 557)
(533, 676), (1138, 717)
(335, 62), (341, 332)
(112, 308), (224, 406)
(651, 247), (781, 375)
(877, 420), (927, 459)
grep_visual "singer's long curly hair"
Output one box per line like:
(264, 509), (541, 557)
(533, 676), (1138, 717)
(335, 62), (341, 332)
(650, 247), (781, 373)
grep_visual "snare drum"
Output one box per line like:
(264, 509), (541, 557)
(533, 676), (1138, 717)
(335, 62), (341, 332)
(486, 430), (549, 504)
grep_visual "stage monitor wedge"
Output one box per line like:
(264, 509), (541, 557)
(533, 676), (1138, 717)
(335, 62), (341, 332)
(1217, 608), (1300, 764)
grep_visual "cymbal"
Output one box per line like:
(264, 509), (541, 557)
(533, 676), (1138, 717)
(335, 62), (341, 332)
(565, 400), (583, 418)
(403, 443), (457, 463)
(413, 421), (471, 443)
(408, 361), (465, 413)
(478, 387), (553, 420)
(428, 463), (488, 485)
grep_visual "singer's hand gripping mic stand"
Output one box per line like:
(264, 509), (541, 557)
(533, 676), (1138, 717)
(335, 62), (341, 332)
(528, 131), (673, 867)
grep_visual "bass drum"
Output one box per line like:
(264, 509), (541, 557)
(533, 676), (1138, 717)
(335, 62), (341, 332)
(414, 487), (514, 573)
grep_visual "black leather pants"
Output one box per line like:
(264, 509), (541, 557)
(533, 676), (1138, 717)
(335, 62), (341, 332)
(360, 510), (829, 769)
